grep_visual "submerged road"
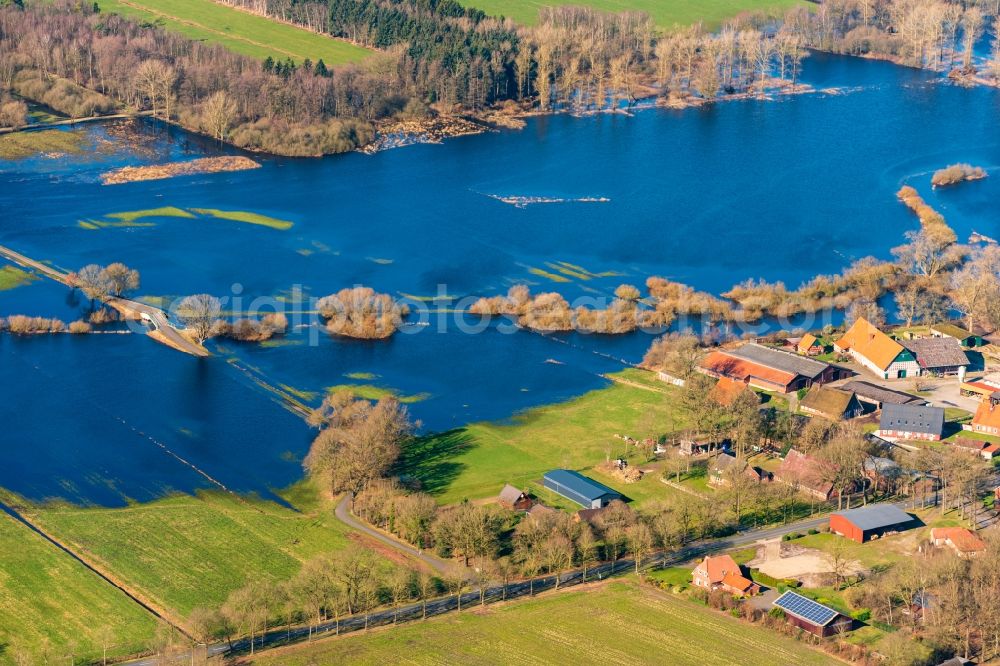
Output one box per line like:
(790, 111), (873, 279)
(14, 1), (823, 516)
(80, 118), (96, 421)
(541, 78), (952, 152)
(0, 243), (209, 357)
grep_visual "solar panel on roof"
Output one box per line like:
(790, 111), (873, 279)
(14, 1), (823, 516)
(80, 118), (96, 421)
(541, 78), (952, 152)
(773, 591), (839, 626)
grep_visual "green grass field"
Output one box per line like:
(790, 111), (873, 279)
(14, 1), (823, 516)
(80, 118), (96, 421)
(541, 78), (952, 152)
(466, 0), (810, 29)
(247, 581), (836, 665)
(398, 369), (692, 505)
(9, 483), (401, 625)
(0, 512), (158, 664)
(0, 129), (85, 159)
(97, 0), (371, 64)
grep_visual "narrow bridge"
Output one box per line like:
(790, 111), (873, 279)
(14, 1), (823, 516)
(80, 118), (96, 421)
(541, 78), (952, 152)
(0, 244), (209, 357)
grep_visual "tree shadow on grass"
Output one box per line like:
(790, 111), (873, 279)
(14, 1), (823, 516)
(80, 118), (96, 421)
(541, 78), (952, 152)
(396, 428), (475, 496)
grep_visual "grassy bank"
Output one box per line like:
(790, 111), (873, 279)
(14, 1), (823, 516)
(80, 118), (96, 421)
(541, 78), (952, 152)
(0, 511), (158, 664)
(98, 0), (372, 64)
(244, 580), (836, 665)
(465, 0), (810, 29)
(0, 129), (85, 159)
(398, 368), (691, 506)
(5, 482), (408, 626)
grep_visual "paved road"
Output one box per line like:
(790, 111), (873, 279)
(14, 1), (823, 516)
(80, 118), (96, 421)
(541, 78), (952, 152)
(0, 110), (154, 135)
(0, 243), (208, 357)
(335, 494), (454, 576)
(124, 500), (925, 665)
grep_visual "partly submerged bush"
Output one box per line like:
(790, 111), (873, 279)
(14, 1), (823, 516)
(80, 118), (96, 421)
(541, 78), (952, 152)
(931, 163), (987, 188)
(317, 287), (408, 339)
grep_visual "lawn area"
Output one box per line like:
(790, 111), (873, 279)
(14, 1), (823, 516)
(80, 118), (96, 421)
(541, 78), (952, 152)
(0, 129), (85, 159)
(98, 0), (372, 64)
(398, 369), (692, 506)
(791, 532), (908, 569)
(246, 581), (837, 665)
(8, 482), (407, 628)
(465, 0), (810, 30)
(0, 511), (158, 664)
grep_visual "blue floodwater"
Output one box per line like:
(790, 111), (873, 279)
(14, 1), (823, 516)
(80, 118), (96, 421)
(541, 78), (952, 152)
(2, 51), (999, 505)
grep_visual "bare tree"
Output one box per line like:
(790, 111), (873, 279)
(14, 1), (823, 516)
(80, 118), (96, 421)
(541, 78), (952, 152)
(175, 294), (222, 344)
(201, 90), (238, 143)
(102, 262), (140, 298)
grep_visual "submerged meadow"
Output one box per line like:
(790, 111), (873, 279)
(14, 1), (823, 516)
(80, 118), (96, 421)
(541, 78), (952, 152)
(1, 51), (999, 505)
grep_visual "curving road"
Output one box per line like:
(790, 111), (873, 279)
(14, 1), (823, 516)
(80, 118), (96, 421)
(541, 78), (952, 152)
(0, 243), (208, 357)
(122, 498), (930, 665)
(335, 494), (455, 575)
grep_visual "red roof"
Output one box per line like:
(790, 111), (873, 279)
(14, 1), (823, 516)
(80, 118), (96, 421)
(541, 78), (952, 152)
(973, 400), (1000, 431)
(711, 377), (754, 406)
(701, 351), (796, 389)
(721, 571), (756, 593)
(932, 527), (986, 553)
(696, 554), (741, 585)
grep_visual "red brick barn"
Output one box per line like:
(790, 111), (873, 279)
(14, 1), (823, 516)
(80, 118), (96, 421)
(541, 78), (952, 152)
(829, 504), (914, 543)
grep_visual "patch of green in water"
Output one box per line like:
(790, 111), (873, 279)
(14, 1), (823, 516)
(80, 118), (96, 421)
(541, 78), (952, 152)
(106, 207), (195, 222)
(259, 338), (304, 349)
(0, 130), (85, 160)
(190, 208), (293, 231)
(0, 266), (39, 291)
(326, 384), (430, 404)
(527, 267), (571, 283)
(344, 372), (378, 380)
(279, 384), (319, 402)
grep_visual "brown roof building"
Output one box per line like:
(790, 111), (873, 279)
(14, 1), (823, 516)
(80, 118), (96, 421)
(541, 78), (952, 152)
(498, 484), (532, 511)
(776, 449), (838, 500)
(799, 387), (864, 420)
(902, 337), (970, 376)
(699, 343), (839, 394)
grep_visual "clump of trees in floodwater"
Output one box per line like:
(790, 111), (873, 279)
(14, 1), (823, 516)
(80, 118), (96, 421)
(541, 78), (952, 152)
(317, 287), (408, 339)
(70, 262), (141, 302)
(173, 294), (288, 345)
(932, 163), (988, 188)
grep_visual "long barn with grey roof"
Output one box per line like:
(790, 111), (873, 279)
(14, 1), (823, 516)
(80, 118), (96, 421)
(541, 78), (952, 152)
(879, 402), (945, 441)
(830, 504), (914, 543)
(841, 380), (923, 411)
(543, 470), (621, 509)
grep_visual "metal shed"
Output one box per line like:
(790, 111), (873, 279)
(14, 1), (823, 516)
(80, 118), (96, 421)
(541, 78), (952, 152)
(542, 469), (621, 509)
(830, 504), (914, 543)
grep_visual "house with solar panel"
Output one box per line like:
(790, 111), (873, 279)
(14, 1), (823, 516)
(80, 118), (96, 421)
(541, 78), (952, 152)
(542, 470), (621, 509)
(829, 504), (914, 543)
(772, 591), (852, 637)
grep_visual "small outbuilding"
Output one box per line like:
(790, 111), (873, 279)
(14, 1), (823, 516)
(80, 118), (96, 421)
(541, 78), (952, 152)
(799, 387), (864, 420)
(829, 504), (914, 543)
(772, 591), (853, 637)
(797, 333), (826, 356)
(930, 323), (984, 348)
(542, 469), (621, 509)
(498, 484), (532, 511)
(879, 402), (945, 441)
